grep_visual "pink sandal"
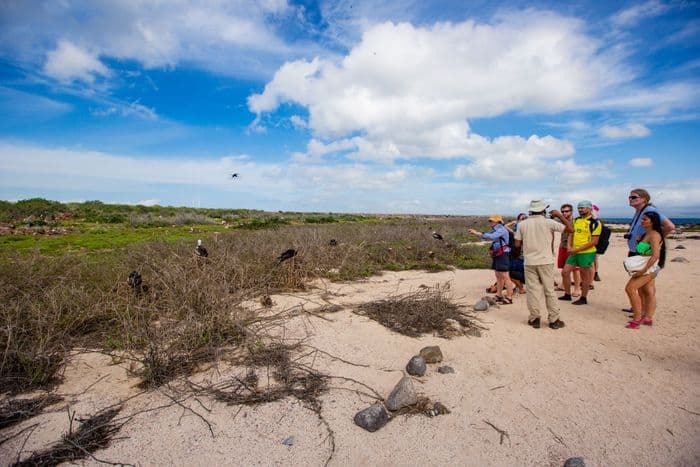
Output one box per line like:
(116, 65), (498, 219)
(641, 318), (653, 326)
(626, 320), (641, 329)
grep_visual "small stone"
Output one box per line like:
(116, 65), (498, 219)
(671, 256), (689, 263)
(406, 355), (427, 376)
(563, 457), (586, 467)
(419, 345), (443, 363)
(386, 376), (418, 411)
(354, 404), (389, 432)
(281, 436), (294, 446)
(474, 299), (490, 312)
(437, 365), (455, 374)
(482, 296), (499, 306)
(432, 401), (451, 415)
(465, 327), (482, 337)
(674, 245), (686, 249)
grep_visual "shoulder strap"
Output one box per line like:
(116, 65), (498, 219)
(627, 205), (648, 235)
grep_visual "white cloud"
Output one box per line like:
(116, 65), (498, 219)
(628, 157), (653, 167)
(611, 1), (669, 28)
(599, 123), (651, 139)
(136, 199), (161, 206)
(249, 14), (631, 179)
(43, 40), (110, 83)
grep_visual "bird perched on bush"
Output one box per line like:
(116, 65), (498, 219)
(128, 271), (148, 294)
(195, 239), (209, 257)
(432, 231), (444, 240)
(277, 248), (297, 264)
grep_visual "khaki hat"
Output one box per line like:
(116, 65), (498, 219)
(488, 214), (503, 223)
(528, 200), (549, 213)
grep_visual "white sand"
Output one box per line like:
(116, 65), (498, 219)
(2, 232), (699, 466)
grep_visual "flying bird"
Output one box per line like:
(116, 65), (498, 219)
(432, 232), (444, 241)
(195, 239), (209, 257)
(277, 248), (297, 264)
(231, 173), (239, 178)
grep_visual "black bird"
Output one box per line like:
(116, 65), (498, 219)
(195, 239), (209, 257)
(329, 239), (338, 246)
(432, 231), (444, 241)
(128, 271), (142, 289)
(277, 248), (297, 264)
(231, 173), (239, 178)
(127, 271), (148, 294)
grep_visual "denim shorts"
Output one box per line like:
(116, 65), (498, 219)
(492, 254), (510, 272)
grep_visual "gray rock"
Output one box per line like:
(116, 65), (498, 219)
(482, 296), (499, 306)
(437, 365), (455, 374)
(406, 355), (427, 376)
(465, 327), (482, 337)
(281, 436), (294, 446)
(419, 345), (443, 363)
(671, 256), (689, 263)
(386, 376), (418, 411)
(563, 457), (586, 467)
(674, 245), (686, 249)
(474, 299), (490, 311)
(353, 404), (389, 432)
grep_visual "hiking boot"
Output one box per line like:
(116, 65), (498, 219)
(527, 317), (540, 329)
(572, 297), (588, 305)
(558, 294), (572, 301)
(594, 272), (601, 281)
(549, 319), (566, 329)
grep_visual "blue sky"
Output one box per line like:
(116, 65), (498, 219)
(1, 0), (699, 217)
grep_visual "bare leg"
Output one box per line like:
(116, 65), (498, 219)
(625, 275), (654, 322)
(580, 267), (593, 298)
(573, 269), (582, 296)
(561, 264), (575, 295)
(496, 271), (514, 299)
(640, 277), (657, 320)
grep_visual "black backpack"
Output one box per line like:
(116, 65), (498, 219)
(589, 219), (611, 254)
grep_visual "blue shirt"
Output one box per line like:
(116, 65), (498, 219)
(480, 223), (510, 253)
(627, 205), (668, 252)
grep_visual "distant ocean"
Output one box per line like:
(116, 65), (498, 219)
(604, 217), (700, 225)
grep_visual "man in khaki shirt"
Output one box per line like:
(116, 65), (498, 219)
(514, 200), (572, 329)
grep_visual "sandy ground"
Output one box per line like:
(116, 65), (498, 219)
(1, 232), (699, 466)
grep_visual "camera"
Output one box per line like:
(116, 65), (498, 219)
(623, 234), (631, 239)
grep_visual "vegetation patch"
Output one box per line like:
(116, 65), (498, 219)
(353, 287), (480, 338)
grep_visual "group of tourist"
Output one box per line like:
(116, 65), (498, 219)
(469, 188), (674, 330)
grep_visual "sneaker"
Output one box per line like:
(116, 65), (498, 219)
(558, 294), (572, 301)
(549, 319), (566, 329)
(594, 272), (601, 281)
(572, 297), (588, 305)
(527, 317), (541, 328)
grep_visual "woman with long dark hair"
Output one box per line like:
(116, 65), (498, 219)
(624, 211), (666, 329)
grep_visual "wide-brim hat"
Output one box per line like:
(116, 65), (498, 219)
(488, 214), (503, 223)
(528, 200), (549, 212)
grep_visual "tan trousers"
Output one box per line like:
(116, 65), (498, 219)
(524, 264), (560, 323)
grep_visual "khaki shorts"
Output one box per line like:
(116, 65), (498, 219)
(565, 252), (596, 268)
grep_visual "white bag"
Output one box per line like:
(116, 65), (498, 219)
(623, 255), (652, 275)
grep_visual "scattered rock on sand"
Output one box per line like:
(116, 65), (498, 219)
(482, 296), (499, 306)
(354, 404), (389, 432)
(406, 355), (427, 376)
(671, 257), (690, 263)
(674, 245), (686, 249)
(427, 401), (451, 417)
(474, 299), (490, 312)
(563, 457), (586, 467)
(419, 345), (443, 363)
(437, 365), (455, 374)
(386, 376), (418, 411)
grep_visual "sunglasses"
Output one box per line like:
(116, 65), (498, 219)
(628, 195), (640, 200)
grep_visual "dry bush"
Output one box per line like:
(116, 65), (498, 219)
(0, 217), (488, 393)
(0, 394), (63, 430)
(354, 286), (480, 338)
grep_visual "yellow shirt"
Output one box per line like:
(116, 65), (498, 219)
(571, 216), (602, 254)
